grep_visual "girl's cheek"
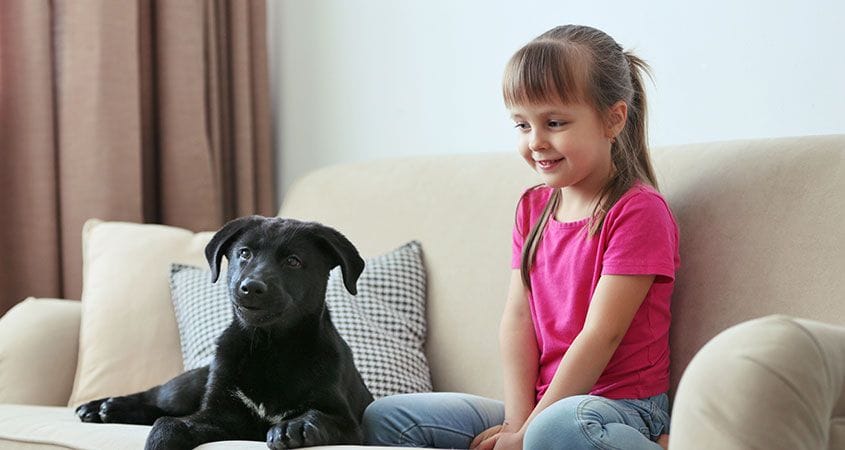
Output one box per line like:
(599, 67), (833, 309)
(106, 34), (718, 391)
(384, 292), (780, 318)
(520, 147), (533, 162)
(516, 138), (529, 154)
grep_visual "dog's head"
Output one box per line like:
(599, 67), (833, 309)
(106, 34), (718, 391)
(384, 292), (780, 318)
(204, 216), (365, 328)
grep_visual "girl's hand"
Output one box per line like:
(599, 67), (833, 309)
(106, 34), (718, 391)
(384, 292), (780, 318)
(492, 430), (524, 450)
(469, 425), (503, 449)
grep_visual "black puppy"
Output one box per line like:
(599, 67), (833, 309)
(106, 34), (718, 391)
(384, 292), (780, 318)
(76, 216), (374, 450)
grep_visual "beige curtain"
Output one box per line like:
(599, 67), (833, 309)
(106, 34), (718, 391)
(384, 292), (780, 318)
(0, 0), (274, 315)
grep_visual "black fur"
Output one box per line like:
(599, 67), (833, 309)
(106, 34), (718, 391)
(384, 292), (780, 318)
(76, 216), (374, 450)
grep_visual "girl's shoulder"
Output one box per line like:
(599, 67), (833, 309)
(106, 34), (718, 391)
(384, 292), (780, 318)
(608, 181), (677, 223)
(516, 184), (554, 215)
(518, 184), (554, 206)
(619, 181), (663, 202)
(513, 185), (554, 232)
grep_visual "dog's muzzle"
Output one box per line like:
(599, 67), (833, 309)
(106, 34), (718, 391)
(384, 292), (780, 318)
(239, 278), (267, 297)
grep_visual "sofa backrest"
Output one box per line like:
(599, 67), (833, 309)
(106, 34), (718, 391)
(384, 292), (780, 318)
(653, 135), (844, 393)
(281, 154), (534, 398)
(279, 134), (845, 400)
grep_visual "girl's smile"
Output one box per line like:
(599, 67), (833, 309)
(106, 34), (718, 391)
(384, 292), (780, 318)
(510, 101), (617, 194)
(535, 157), (564, 171)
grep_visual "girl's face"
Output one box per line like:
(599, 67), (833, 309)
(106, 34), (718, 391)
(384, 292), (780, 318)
(510, 101), (618, 193)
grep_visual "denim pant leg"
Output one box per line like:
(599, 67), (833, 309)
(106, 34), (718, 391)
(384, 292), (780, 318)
(363, 392), (505, 448)
(524, 394), (670, 450)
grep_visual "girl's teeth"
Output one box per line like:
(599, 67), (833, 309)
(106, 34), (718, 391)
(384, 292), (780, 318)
(536, 158), (563, 170)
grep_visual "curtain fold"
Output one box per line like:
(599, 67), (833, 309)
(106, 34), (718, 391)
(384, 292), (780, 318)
(0, 0), (275, 315)
(0, 0), (63, 311)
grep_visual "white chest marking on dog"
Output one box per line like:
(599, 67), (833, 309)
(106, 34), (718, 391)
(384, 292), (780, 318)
(233, 388), (289, 423)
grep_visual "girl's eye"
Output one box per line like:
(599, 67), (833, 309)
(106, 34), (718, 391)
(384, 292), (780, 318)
(285, 256), (302, 268)
(548, 120), (568, 128)
(514, 123), (529, 131)
(238, 248), (252, 260)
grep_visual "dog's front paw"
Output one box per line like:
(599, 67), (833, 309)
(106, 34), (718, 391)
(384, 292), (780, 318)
(267, 415), (327, 450)
(75, 398), (107, 423)
(146, 416), (194, 450)
(76, 396), (160, 424)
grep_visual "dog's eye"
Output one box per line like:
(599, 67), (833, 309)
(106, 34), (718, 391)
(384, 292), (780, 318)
(285, 256), (302, 268)
(238, 248), (252, 260)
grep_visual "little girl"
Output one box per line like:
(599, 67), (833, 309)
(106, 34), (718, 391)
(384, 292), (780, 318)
(363, 24), (679, 450)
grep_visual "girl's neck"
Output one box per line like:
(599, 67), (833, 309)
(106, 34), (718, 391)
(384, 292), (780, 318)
(555, 187), (599, 222)
(555, 170), (613, 222)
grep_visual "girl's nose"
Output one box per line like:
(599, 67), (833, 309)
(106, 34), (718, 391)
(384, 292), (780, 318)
(529, 130), (549, 152)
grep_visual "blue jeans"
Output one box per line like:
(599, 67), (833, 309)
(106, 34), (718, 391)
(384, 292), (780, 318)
(363, 392), (670, 449)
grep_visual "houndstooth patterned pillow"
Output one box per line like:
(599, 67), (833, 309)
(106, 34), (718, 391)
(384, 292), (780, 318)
(169, 241), (432, 399)
(169, 264), (233, 370)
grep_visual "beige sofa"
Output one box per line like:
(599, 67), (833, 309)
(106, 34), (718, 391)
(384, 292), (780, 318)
(0, 135), (843, 449)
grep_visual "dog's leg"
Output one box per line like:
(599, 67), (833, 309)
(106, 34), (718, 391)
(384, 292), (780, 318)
(76, 366), (209, 424)
(144, 416), (226, 450)
(76, 393), (166, 425)
(266, 409), (362, 449)
(144, 406), (264, 450)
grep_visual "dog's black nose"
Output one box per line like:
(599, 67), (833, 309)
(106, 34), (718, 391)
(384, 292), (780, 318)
(239, 278), (267, 296)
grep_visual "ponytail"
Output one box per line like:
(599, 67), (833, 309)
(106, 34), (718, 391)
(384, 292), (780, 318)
(622, 51), (658, 191)
(583, 51), (658, 236)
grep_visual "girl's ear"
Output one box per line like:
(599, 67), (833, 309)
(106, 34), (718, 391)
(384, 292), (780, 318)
(606, 100), (628, 139)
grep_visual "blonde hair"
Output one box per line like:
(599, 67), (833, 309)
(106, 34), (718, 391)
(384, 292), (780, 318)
(504, 25), (658, 290)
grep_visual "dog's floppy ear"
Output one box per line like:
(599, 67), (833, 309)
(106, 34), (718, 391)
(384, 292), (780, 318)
(205, 215), (265, 283)
(312, 225), (365, 295)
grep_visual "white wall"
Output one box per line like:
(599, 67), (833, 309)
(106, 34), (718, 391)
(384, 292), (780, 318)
(268, 0), (845, 204)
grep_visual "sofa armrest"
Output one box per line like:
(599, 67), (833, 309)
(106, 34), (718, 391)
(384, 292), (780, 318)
(0, 298), (81, 406)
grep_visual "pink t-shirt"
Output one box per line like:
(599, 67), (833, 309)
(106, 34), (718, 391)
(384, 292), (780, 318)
(511, 183), (680, 401)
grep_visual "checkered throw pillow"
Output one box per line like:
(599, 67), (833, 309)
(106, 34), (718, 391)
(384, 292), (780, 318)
(169, 241), (432, 399)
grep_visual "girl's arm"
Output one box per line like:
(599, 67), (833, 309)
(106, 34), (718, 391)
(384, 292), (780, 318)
(498, 269), (539, 432)
(520, 273), (655, 431)
(470, 270), (537, 449)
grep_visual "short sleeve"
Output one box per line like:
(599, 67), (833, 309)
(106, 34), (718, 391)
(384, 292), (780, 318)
(601, 190), (679, 282)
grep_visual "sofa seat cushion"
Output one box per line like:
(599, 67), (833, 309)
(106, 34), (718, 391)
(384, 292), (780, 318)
(0, 405), (408, 449)
(0, 404), (149, 449)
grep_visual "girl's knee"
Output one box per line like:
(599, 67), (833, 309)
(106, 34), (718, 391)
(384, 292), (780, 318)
(363, 393), (440, 445)
(525, 395), (625, 449)
(363, 392), (502, 447)
(526, 395), (660, 450)
(524, 396), (585, 448)
(362, 395), (407, 444)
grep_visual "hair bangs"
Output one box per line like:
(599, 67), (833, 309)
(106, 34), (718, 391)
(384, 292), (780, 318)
(503, 41), (588, 108)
